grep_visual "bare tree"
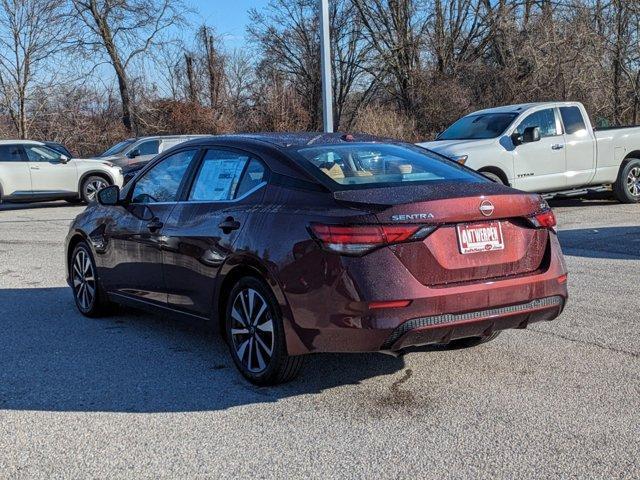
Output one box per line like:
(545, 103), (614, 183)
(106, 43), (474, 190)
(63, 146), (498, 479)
(351, 0), (428, 115)
(0, 0), (66, 138)
(71, 0), (184, 132)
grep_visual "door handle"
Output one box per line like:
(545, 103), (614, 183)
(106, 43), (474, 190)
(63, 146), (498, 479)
(147, 218), (164, 232)
(551, 144), (564, 150)
(219, 216), (241, 233)
(30, 165), (40, 170)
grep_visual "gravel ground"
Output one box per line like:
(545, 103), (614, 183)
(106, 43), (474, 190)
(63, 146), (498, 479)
(0, 198), (638, 479)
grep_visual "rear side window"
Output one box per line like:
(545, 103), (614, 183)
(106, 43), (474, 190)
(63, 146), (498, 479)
(189, 149), (250, 202)
(515, 109), (558, 137)
(235, 160), (266, 198)
(132, 149), (197, 203)
(136, 140), (160, 156)
(296, 143), (484, 188)
(560, 106), (587, 135)
(0, 145), (25, 162)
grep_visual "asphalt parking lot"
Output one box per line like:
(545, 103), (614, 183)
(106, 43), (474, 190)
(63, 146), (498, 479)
(0, 198), (638, 478)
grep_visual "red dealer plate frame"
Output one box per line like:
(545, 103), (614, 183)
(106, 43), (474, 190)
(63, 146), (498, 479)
(456, 221), (505, 255)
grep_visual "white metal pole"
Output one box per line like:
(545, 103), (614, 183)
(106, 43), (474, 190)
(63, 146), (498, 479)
(319, 0), (334, 133)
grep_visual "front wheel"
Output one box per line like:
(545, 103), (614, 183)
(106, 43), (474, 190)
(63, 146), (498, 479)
(225, 277), (303, 385)
(81, 175), (109, 203)
(613, 158), (640, 203)
(70, 242), (113, 317)
(480, 171), (504, 184)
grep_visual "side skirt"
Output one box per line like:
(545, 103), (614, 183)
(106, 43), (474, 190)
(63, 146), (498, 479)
(107, 291), (212, 328)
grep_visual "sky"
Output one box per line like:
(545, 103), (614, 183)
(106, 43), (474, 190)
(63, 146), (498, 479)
(189, 0), (270, 49)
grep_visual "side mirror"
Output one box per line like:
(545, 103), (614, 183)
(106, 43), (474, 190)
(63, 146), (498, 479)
(59, 155), (70, 164)
(511, 126), (541, 146)
(97, 185), (120, 206)
(128, 148), (140, 159)
(523, 126), (541, 143)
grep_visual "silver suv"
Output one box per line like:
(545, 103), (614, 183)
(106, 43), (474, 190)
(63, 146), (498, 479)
(0, 140), (124, 204)
(95, 135), (207, 168)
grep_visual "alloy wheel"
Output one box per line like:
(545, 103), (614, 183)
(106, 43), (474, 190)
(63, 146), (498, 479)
(627, 166), (640, 197)
(72, 249), (96, 311)
(229, 288), (275, 373)
(84, 178), (108, 202)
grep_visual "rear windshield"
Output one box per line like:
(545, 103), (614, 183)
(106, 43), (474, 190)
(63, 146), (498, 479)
(295, 143), (485, 189)
(439, 113), (517, 140)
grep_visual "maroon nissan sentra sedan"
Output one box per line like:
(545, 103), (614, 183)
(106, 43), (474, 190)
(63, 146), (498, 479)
(65, 133), (568, 384)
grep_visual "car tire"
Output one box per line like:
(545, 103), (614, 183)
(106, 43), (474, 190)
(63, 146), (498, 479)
(70, 242), (113, 317)
(80, 175), (109, 203)
(613, 158), (640, 203)
(225, 277), (303, 385)
(480, 171), (504, 184)
(446, 331), (501, 349)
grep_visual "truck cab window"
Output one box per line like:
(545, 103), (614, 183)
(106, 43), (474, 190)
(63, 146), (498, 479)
(516, 109), (558, 138)
(560, 107), (587, 135)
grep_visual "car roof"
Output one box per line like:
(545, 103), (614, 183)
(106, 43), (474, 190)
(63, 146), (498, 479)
(470, 101), (583, 116)
(0, 139), (45, 146)
(183, 132), (397, 149)
(126, 135), (210, 142)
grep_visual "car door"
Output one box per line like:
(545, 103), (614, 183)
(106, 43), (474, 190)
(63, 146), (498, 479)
(161, 148), (268, 317)
(0, 144), (31, 197)
(23, 143), (78, 194)
(511, 108), (567, 192)
(559, 105), (596, 187)
(99, 149), (200, 305)
(125, 139), (160, 166)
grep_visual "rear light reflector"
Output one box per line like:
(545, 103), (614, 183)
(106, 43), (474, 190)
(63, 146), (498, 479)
(368, 300), (412, 310)
(309, 223), (436, 255)
(557, 274), (568, 284)
(529, 210), (557, 229)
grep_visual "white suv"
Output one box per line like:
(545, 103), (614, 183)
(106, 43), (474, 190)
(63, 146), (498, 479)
(0, 140), (124, 204)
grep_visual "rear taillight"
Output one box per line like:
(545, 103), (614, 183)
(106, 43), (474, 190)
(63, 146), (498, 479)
(529, 210), (557, 229)
(309, 223), (436, 255)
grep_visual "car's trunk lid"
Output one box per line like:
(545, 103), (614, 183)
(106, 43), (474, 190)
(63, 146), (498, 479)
(333, 181), (550, 286)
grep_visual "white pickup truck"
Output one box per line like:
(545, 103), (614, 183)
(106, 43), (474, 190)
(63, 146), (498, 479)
(418, 101), (640, 203)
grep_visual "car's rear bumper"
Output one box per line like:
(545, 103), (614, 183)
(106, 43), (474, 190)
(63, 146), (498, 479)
(382, 295), (564, 351)
(281, 234), (568, 355)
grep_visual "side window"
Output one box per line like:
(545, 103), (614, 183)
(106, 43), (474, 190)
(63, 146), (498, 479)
(516, 109), (558, 138)
(189, 149), (250, 202)
(136, 140), (160, 156)
(560, 107), (587, 135)
(235, 160), (266, 198)
(0, 145), (26, 162)
(24, 145), (63, 162)
(132, 149), (197, 203)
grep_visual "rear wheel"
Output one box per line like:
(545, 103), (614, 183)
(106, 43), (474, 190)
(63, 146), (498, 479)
(81, 175), (109, 203)
(225, 277), (303, 385)
(613, 158), (640, 203)
(70, 242), (113, 317)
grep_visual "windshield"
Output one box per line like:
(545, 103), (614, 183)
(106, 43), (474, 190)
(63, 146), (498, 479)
(296, 143), (485, 189)
(100, 139), (135, 157)
(439, 113), (517, 140)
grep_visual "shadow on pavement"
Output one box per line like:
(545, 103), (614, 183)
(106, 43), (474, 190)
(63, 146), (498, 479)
(558, 226), (640, 259)
(0, 287), (406, 413)
(0, 201), (81, 212)
(549, 199), (617, 208)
